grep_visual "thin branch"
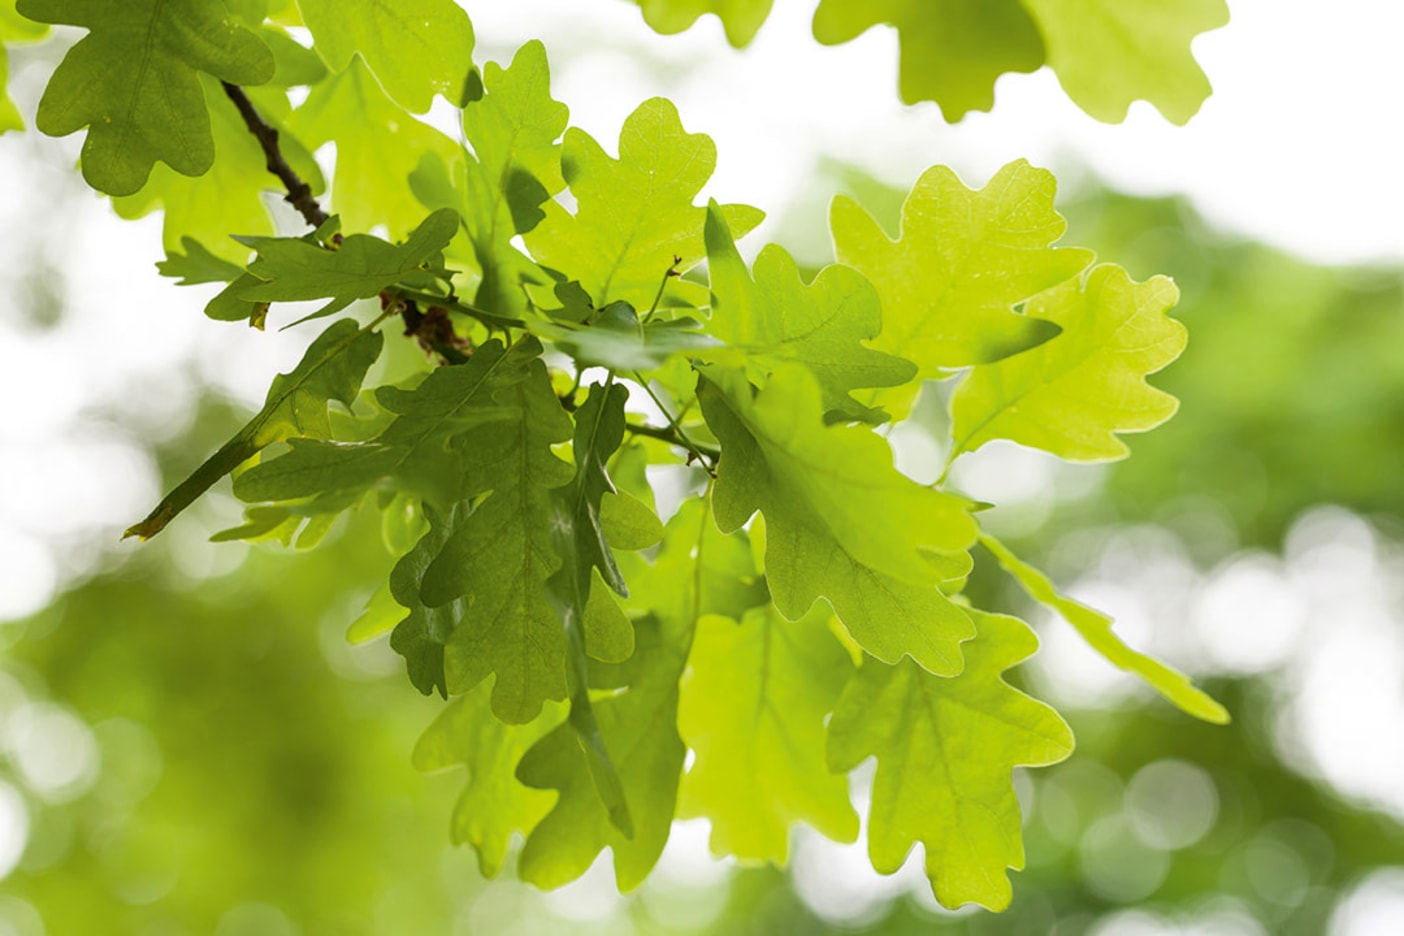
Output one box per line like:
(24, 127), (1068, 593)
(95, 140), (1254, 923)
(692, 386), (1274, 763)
(223, 81), (713, 465)
(630, 370), (717, 474)
(558, 387), (719, 467)
(221, 82), (329, 229)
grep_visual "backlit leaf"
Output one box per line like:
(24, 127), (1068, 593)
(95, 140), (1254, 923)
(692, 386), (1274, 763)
(632, 0), (773, 47)
(698, 364), (977, 674)
(126, 317), (383, 539)
(702, 201), (914, 422)
(828, 610), (1075, 910)
(413, 678), (567, 877)
(949, 264), (1186, 462)
(679, 604), (858, 862)
(294, 0), (473, 113)
(516, 499), (755, 890)
(812, 0), (1044, 120)
(524, 97), (763, 312)
(411, 41), (569, 318)
(18, 0), (275, 194)
(288, 58), (460, 240)
(981, 532), (1229, 723)
(1021, 0), (1230, 124)
(831, 160), (1092, 377)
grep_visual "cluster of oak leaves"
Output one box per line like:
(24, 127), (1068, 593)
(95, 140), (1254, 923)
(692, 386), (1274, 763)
(2, 0), (1234, 913)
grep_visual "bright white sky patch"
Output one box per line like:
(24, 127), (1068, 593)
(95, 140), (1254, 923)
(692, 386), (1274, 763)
(467, 0), (1404, 265)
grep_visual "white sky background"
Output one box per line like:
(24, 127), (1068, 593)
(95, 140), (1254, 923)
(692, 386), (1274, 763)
(2, 0), (1404, 927)
(468, 0), (1404, 266)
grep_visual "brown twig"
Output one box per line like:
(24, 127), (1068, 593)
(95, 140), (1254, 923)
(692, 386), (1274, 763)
(558, 384), (720, 471)
(221, 82), (329, 229)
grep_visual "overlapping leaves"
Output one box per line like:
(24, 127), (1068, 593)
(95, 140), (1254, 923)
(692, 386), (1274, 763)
(698, 364), (979, 675)
(831, 159), (1092, 375)
(524, 96), (763, 311)
(294, 0), (473, 113)
(17, 0), (275, 194)
(829, 611), (1075, 910)
(679, 604), (859, 862)
(410, 39), (568, 318)
(4, 13), (1230, 912)
(632, 0), (1230, 123)
(950, 264), (1187, 461)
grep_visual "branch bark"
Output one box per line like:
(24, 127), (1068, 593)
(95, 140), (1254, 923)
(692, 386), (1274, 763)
(221, 82), (329, 229)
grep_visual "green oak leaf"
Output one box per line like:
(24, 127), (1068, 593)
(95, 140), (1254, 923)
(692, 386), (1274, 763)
(125, 318), (383, 539)
(234, 339), (539, 514)
(410, 40), (569, 318)
(115, 80), (325, 265)
(259, 25), (329, 87)
(632, 0), (773, 47)
(223, 0), (269, 26)
(949, 264), (1186, 462)
(544, 381), (637, 837)
(524, 97), (764, 312)
(294, 0), (473, 113)
(240, 341), (592, 707)
(980, 532), (1229, 723)
(517, 613), (686, 890)
(831, 160), (1092, 378)
(537, 300), (719, 372)
(652, 498), (771, 625)
(583, 571), (635, 664)
(216, 208), (458, 322)
(413, 677), (567, 877)
(701, 201), (915, 422)
(1021, 0), (1230, 125)
(552, 382), (632, 600)
(679, 604), (858, 862)
(812, 0), (1045, 120)
(288, 57), (460, 240)
(156, 238), (247, 286)
(600, 491), (664, 550)
(828, 610), (1075, 911)
(516, 498), (757, 890)
(416, 356), (577, 724)
(18, 0), (275, 195)
(697, 364), (977, 675)
(387, 503), (464, 697)
(346, 581), (403, 644)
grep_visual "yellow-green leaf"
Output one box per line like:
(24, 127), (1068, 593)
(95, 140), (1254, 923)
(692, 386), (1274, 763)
(831, 160), (1092, 377)
(524, 97), (763, 312)
(413, 679), (567, 877)
(812, 0), (1044, 120)
(679, 605), (858, 862)
(632, 0), (773, 47)
(294, 0), (473, 112)
(828, 610), (1074, 911)
(698, 364), (977, 674)
(980, 532), (1229, 724)
(1021, 0), (1230, 125)
(950, 264), (1186, 462)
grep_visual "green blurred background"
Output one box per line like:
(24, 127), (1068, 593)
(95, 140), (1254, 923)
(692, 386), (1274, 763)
(5, 4), (1404, 935)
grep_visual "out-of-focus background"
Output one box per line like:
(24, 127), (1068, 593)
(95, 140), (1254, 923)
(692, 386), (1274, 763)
(2, 0), (1404, 933)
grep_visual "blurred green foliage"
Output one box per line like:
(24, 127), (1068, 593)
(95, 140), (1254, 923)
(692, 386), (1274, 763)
(3, 175), (1404, 934)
